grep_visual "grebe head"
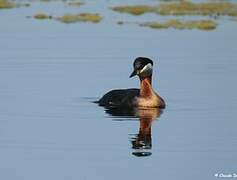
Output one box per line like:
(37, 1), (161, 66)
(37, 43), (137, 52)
(129, 57), (153, 78)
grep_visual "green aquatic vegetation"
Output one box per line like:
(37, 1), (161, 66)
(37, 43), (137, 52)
(57, 13), (102, 23)
(0, 0), (30, 9)
(140, 19), (217, 30)
(111, 2), (237, 16)
(111, 5), (153, 15)
(0, 0), (15, 9)
(156, 1), (237, 16)
(34, 13), (52, 19)
(67, 1), (84, 7)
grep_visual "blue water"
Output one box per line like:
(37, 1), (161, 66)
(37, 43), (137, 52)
(0, 0), (237, 179)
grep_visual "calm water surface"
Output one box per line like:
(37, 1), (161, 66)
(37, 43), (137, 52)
(0, 0), (237, 179)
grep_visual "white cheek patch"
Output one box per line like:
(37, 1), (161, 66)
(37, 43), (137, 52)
(140, 63), (153, 74)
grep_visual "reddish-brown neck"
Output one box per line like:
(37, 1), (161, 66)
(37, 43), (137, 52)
(139, 76), (153, 97)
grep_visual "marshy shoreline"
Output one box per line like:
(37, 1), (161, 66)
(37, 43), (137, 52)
(1, 0), (237, 30)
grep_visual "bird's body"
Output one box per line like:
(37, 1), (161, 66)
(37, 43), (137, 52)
(97, 57), (166, 109)
(98, 77), (165, 108)
(98, 88), (139, 108)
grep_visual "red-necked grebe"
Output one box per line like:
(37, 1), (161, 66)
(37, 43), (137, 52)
(97, 57), (165, 109)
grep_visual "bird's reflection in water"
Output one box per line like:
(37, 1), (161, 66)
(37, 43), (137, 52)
(105, 107), (161, 157)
